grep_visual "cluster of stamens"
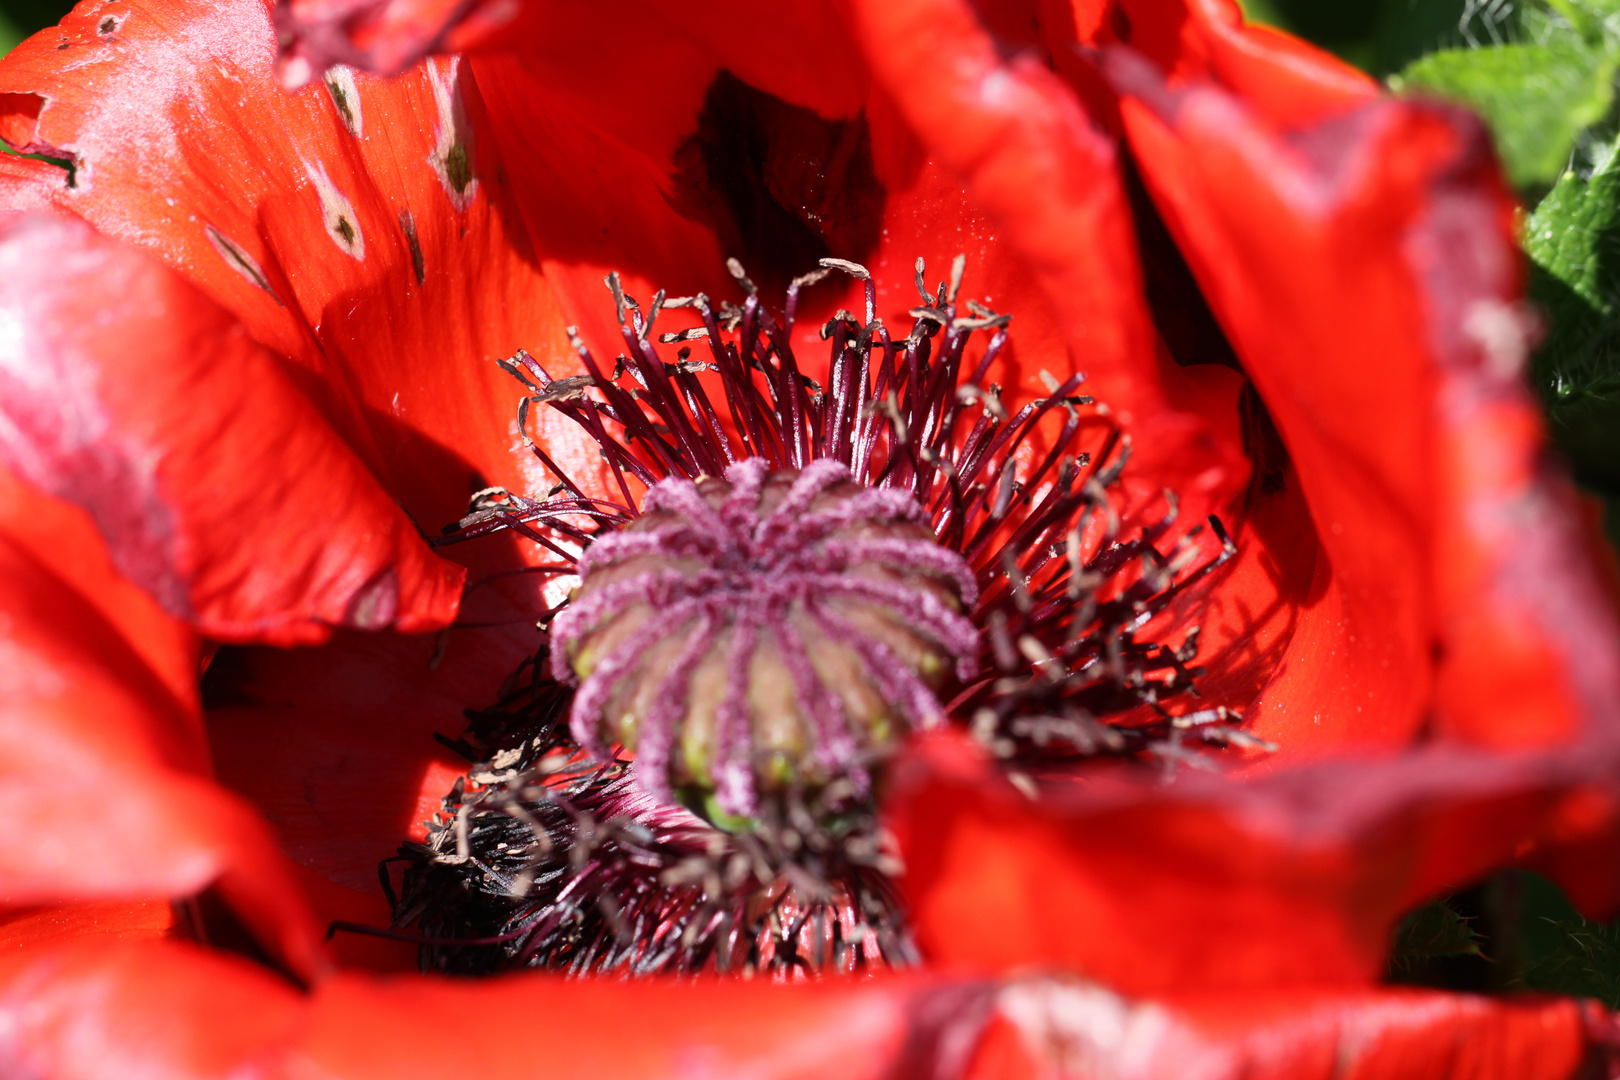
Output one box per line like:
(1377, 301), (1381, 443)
(366, 255), (1257, 977)
(373, 668), (911, 977)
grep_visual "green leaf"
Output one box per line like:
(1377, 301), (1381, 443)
(1519, 919), (1620, 1005)
(1545, 0), (1620, 30)
(1525, 145), (1620, 490)
(0, 9), (23, 57)
(1506, 872), (1620, 1006)
(1389, 899), (1485, 969)
(1392, 40), (1618, 188)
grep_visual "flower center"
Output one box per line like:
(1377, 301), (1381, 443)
(369, 255), (1260, 979)
(556, 458), (978, 821)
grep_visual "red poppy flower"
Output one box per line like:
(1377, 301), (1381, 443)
(2, 0), (1619, 1075)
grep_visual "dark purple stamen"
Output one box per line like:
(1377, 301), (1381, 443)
(444, 256), (1247, 774)
(393, 255), (1258, 980)
(382, 669), (912, 979)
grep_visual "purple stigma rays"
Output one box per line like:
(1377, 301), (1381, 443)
(552, 457), (979, 817)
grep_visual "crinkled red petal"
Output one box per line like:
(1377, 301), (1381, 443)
(0, 937), (1605, 1078)
(0, 211), (463, 643)
(0, 153), (56, 213)
(965, 980), (1595, 1080)
(272, 0), (537, 87)
(0, 941), (305, 1080)
(0, 467), (324, 977)
(0, 938), (999, 1078)
(273, 0), (866, 117)
(0, 0), (578, 532)
(844, 0), (1248, 520)
(0, 900), (179, 951)
(890, 731), (1620, 993)
(202, 618), (539, 895)
(1112, 54), (1620, 760)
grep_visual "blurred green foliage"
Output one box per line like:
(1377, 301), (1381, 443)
(1391, 871), (1620, 1008)
(1390, 1), (1620, 193)
(1242, 0), (1470, 76)
(1397, 36), (1616, 189)
(0, 0), (73, 55)
(1524, 140), (1620, 491)
(0, 12), (21, 56)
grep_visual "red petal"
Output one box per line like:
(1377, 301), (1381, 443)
(273, 0), (866, 118)
(0, 0), (578, 531)
(301, 970), (983, 1079)
(0, 900), (179, 950)
(0, 462), (201, 713)
(1122, 73), (1446, 757)
(978, 0), (1375, 130)
(273, 0), (535, 86)
(0, 937), (997, 1079)
(0, 153), (56, 213)
(0, 468), (324, 977)
(844, 0), (1248, 514)
(0, 939), (1602, 1078)
(202, 620), (539, 897)
(1419, 190), (1620, 750)
(0, 211), (463, 643)
(889, 731), (1620, 993)
(1174, 0), (1379, 127)
(1112, 55), (1620, 756)
(0, 940), (304, 1080)
(966, 980), (1593, 1080)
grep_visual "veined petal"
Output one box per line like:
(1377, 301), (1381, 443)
(0, 469), (323, 978)
(0, 154), (54, 213)
(0, 941), (305, 1080)
(964, 978), (1592, 1080)
(1111, 52), (1620, 760)
(0, 900), (179, 951)
(889, 731), (1620, 994)
(0, 0), (579, 527)
(0, 211), (463, 643)
(202, 620), (540, 897)
(0, 939), (1600, 1079)
(0, 938), (998, 1079)
(844, 0), (1249, 517)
